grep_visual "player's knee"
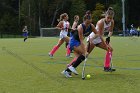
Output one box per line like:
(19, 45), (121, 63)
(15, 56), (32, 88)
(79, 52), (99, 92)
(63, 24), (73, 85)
(56, 44), (61, 47)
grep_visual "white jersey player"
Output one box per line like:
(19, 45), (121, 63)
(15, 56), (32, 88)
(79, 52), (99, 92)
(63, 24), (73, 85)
(86, 7), (116, 72)
(48, 13), (71, 58)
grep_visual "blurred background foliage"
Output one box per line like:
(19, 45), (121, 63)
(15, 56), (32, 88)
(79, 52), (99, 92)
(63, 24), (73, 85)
(0, 0), (139, 36)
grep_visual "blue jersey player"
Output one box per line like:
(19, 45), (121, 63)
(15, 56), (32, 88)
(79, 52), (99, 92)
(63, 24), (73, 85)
(61, 11), (99, 78)
(22, 26), (28, 42)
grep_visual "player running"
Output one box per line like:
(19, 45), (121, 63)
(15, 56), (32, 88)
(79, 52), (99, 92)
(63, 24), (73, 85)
(61, 11), (99, 78)
(71, 15), (80, 30)
(65, 15), (80, 57)
(48, 13), (71, 58)
(22, 26), (28, 42)
(66, 15), (80, 66)
(86, 7), (116, 72)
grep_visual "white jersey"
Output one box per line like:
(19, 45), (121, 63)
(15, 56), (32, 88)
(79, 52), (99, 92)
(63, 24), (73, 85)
(23, 28), (28, 32)
(96, 19), (111, 33)
(60, 21), (70, 39)
(87, 19), (112, 44)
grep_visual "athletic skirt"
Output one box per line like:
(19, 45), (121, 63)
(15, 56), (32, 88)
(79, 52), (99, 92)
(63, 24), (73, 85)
(69, 37), (80, 51)
(87, 32), (102, 45)
(60, 31), (68, 39)
(23, 32), (28, 37)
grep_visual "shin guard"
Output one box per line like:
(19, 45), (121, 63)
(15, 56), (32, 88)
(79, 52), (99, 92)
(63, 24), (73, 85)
(104, 51), (112, 68)
(72, 55), (85, 68)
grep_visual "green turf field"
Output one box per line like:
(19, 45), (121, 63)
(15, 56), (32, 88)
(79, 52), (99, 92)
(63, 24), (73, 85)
(0, 37), (140, 93)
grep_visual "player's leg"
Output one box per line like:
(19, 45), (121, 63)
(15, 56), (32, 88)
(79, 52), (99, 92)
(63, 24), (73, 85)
(62, 51), (79, 77)
(96, 42), (115, 72)
(23, 32), (28, 42)
(62, 38), (86, 77)
(86, 41), (95, 54)
(67, 53), (78, 67)
(24, 37), (27, 42)
(65, 31), (70, 49)
(49, 39), (64, 57)
(65, 42), (69, 48)
(62, 44), (86, 77)
(67, 45), (86, 74)
(63, 36), (71, 57)
(66, 41), (94, 71)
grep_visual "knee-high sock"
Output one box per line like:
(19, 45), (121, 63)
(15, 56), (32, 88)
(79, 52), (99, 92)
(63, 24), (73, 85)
(104, 51), (112, 68)
(72, 55), (85, 68)
(65, 55), (85, 72)
(49, 45), (59, 55)
(24, 38), (27, 42)
(67, 57), (77, 67)
(66, 45), (71, 56)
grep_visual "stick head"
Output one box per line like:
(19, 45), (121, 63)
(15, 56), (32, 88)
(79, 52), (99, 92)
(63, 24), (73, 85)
(82, 77), (85, 80)
(84, 58), (87, 62)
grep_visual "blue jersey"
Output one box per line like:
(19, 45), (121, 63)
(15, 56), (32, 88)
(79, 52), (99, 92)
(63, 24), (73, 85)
(69, 23), (92, 51)
(71, 23), (92, 41)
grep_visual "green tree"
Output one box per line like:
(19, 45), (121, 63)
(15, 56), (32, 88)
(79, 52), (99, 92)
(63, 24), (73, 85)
(92, 3), (105, 24)
(0, 13), (18, 34)
(69, 0), (86, 24)
(20, 0), (49, 35)
(111, 1), (122, 31)
(0, 0), (19, 35)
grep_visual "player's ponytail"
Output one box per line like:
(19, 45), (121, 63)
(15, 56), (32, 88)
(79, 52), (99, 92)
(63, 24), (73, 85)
(59, 13), (68, 21)
(108, 7), (113, 11)
(59, 14), (64, 21)
(106, 7), (114, 17)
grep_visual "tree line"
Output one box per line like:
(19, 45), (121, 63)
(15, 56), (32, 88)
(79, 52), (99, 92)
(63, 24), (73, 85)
(0, 0), (139, 36)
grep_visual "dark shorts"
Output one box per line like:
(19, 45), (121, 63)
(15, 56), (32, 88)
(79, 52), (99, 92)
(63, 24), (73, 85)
(69, 38), (80, 51)
(23, 32), (28, 37)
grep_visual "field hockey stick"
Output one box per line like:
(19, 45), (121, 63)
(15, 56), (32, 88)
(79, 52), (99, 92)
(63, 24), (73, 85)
(109, 50), (113, 69)
(82, 38), (90, 80)
(109, 50), (116, 72)
(82, 55), (87, 80)
(106, 41), (115, 72)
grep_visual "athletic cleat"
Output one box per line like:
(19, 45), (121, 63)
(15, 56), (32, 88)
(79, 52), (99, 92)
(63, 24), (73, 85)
(66, 54), (73, 58)
(104, 67), (116, 72)
(48, 53), (53, 58)
(66, 65), (78, 75)
(61, 70), (72, 78)
(68, 66), (79, 75)
(68, 71), (72, 75)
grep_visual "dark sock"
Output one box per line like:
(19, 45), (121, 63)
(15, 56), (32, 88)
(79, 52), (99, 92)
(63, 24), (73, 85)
(72, 55), (85, 68)
(65, 68), (71, 72)
(71, 61), (75, 66)
(24, 38), (27, 42)
(65, 61), (76, 72)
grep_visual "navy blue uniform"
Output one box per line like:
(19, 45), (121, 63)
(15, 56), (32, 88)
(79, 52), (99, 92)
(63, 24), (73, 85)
(22, 28), (28, 37)
(69, 23), (92, 51)
(23, 32), (28, 37)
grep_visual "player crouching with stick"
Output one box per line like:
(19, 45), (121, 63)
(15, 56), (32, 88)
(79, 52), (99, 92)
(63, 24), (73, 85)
(61, 11), (99, 78)
(86, 7), (116, 72)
